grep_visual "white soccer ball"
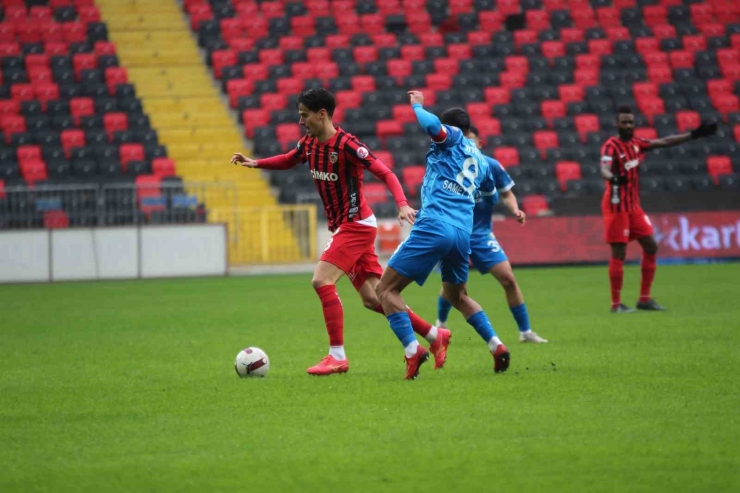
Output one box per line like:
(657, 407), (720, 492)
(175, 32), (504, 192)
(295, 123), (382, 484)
(234, 347), (270, 378)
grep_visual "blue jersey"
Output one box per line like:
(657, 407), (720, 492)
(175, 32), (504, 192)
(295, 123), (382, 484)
(472, 156), (514, 235)
(418, 125), (490, 234)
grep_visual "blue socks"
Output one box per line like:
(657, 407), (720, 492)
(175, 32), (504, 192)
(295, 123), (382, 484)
(437, 295), (452, 324)
(466, 311), (496, 342)
(387, 311), (416, 348)
(510, 303), (531, 333)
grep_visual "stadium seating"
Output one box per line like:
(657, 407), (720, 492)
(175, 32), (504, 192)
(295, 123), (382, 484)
(0, 0), (204, 228)
(181, 0), (739, 217)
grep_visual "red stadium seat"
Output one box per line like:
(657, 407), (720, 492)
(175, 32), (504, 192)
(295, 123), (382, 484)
(43, 210), (69, 229)
(104, 67), (128, 94)
(70, 97), (94, 125)
(260, 2), (284, 19)
(635, 37), (660, 55)
(669, 50), (695, 70)
(534, 131), (559, 157)
(371, 33), (397, 48)
(572, 9), (596, 29)
(642, 5), (667, 26)
(276, 123), (302, 150)
(526, 10), (550, 31)
(372, 150), (395, 169)
(541, 100), (566, 123)
(637, 96), (666, 124)
(392, 105), (417, 124)
(721, 63), (740, 82)
(276, 78), (304, 96)
(242, 18), (268, 39)
(307, 48), (331, 64)
(93, 41), (116, 56)
(60, 129), (85, 157)
(434, 58), (459, 75)
(596, 7), (620, 27)
(260, 93), (287, 111)
(426, 73), (452, 91)
(20, 159), (47, 185)
(1, 114), (26, 140)
(360, 14), (385, 33)
(606, 27), (631, 41)
(575, 114), (600, 142)
(648, 64), (673, 84)
(466, 102), (491, 120)
(290, 16), (315, 37)
(467, 31), (491, 46)
(72, 53), (96, 79)
(498, 0), (521, 16)
(575, 54), (600, 70)
(556, 161), (582, 191)
(476, 118), (501, 141)
(17, 145), (42, 163)
(152, 158), (176, 178)
(574, 68), (599, 87)
(258, 49), (284, 66)
(447, 44), (472, 60)
(493, 146), (519, 166)
(676, 111), (701, 133)
(499, 71), (526, 89)
(479, 11), (503, 31)
(521, 195), (550, 216)
(10, 83), (34, 103)
(541, 41), (565, 59)
(485, 87), (511, 106)
(400, 45), (425, 61)
(418, 32), (444, 47)
(387, 59), (412, 78)
(559, 84), (584, 103)
(449, 0), (474, 15)
(351, 75), (376, 93)
(401, 166), (425, 197)
(588, 39), (612, 56)
(697, 23), (724, 38)
(712, 93), (740, 116)
(63, 22), (87, 43)
(226, 79), (253, 108)
(0, 100), (19, 116)
(505, 56), (529, 74)
(707, 79), (733, 98)
(324, 34), (350, 49)
(734, 124), (740, 143)
(717, 48), (739, 67)
(337, 14), (362, 36)
(707, 156), (733, 184)
(634, 127), (658, 140)
(514, 29), (538, 48)
(242, 109), (270, 138)
(682, 35), (707, 53)
(278, 36), (303, 51)
(25, 53), (49, 70)
(103, 112), (128, 139)
(335, 91), (362, 109)
(353, 46), (377, 64)
(243, 63), (269, 81)
(28, 66), (51, 83)
(561, 28), (584, 43)
(315, 62), (339, 81)
(652, 24), (677, 40)
(364, 183), (389, 206)
(633, 82), (659, 99)
(376, 120), (404, 138)
(120, 144), (145, 171)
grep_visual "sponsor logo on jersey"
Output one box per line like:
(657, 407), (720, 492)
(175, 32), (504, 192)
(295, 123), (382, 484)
(311, 169), (338, 181)
(329, 152), (338, 164)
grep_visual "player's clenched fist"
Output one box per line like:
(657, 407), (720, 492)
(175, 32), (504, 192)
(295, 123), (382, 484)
(231, 153), (258, 168)
(408, 90), (424, 106)
(514, 209), (526, 225)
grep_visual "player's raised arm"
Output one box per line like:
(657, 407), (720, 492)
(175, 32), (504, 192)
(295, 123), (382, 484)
(231, 135), (308, 170)
(409, 90), (448, 143)
(646, 120), (717, 149)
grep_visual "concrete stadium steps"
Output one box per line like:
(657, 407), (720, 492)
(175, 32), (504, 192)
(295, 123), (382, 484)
(95, 0), (308, 263)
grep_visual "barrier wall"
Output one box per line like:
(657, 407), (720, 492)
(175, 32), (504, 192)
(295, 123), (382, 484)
(0, 224), (227, 283)
(492, 210), (740, 265)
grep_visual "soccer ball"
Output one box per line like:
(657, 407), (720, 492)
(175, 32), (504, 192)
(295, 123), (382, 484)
(234, 347), (270, 378)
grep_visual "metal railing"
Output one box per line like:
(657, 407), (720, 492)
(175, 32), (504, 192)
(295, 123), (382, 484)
(0, 182), (317, 265)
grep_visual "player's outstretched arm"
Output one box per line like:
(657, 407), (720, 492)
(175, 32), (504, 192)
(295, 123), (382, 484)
(648, 121), (717, 149)
(499, 190), (525, 225)
(231, 140), (306, 170)
(409, 90), (447, 142)
(365, 160), (416, 225)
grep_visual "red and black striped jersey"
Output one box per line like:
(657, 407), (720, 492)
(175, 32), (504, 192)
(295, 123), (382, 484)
(256, 127), (407, 232)
(600, 136), (651, 214)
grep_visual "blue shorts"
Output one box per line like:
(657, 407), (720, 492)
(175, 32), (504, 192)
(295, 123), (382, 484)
(470, 232), (509, 274)
(388, 218), (470, 286)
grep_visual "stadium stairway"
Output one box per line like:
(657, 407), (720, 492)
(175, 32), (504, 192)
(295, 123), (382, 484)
(95, 0), (307, 264)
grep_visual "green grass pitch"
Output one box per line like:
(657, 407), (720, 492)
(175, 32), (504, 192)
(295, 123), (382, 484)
(1, 263), (739, 493)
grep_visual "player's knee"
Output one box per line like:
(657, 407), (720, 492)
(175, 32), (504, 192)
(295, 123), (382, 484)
(311, 276), (330, 290)
(361, 296), (379, 311)
(645, 242), (658, 255)
(497, 273), (516, 290)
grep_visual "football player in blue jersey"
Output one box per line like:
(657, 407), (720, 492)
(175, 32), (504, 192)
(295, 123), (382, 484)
(375, 91), (510, 380)
(435, 126), (549, 344)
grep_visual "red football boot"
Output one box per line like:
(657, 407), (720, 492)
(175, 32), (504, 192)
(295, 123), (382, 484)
(307, 355), (349, 376)
(429, 328), (452, 369)
(492, 344), (510, 373)
(405, 345), (430, 380)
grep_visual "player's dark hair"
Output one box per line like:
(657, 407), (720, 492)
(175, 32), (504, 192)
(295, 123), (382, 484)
(468, 125), (479, 137)
(296, 88), (335, 117)
(617, 104), (633, 116)
(440, 107), (471, 133)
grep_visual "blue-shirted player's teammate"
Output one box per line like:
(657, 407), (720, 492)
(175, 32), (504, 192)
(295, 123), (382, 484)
(375, 91), (510, 380)
(435, 126), (549, 345)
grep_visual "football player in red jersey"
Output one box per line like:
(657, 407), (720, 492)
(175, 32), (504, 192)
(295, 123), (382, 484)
(600, 104), (716, 313)
(232, 88), (450, 374)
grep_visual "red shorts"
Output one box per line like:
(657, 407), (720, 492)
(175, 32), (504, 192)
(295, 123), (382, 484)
(320, 222), (384, 291)
(603, 209), (655, 244)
